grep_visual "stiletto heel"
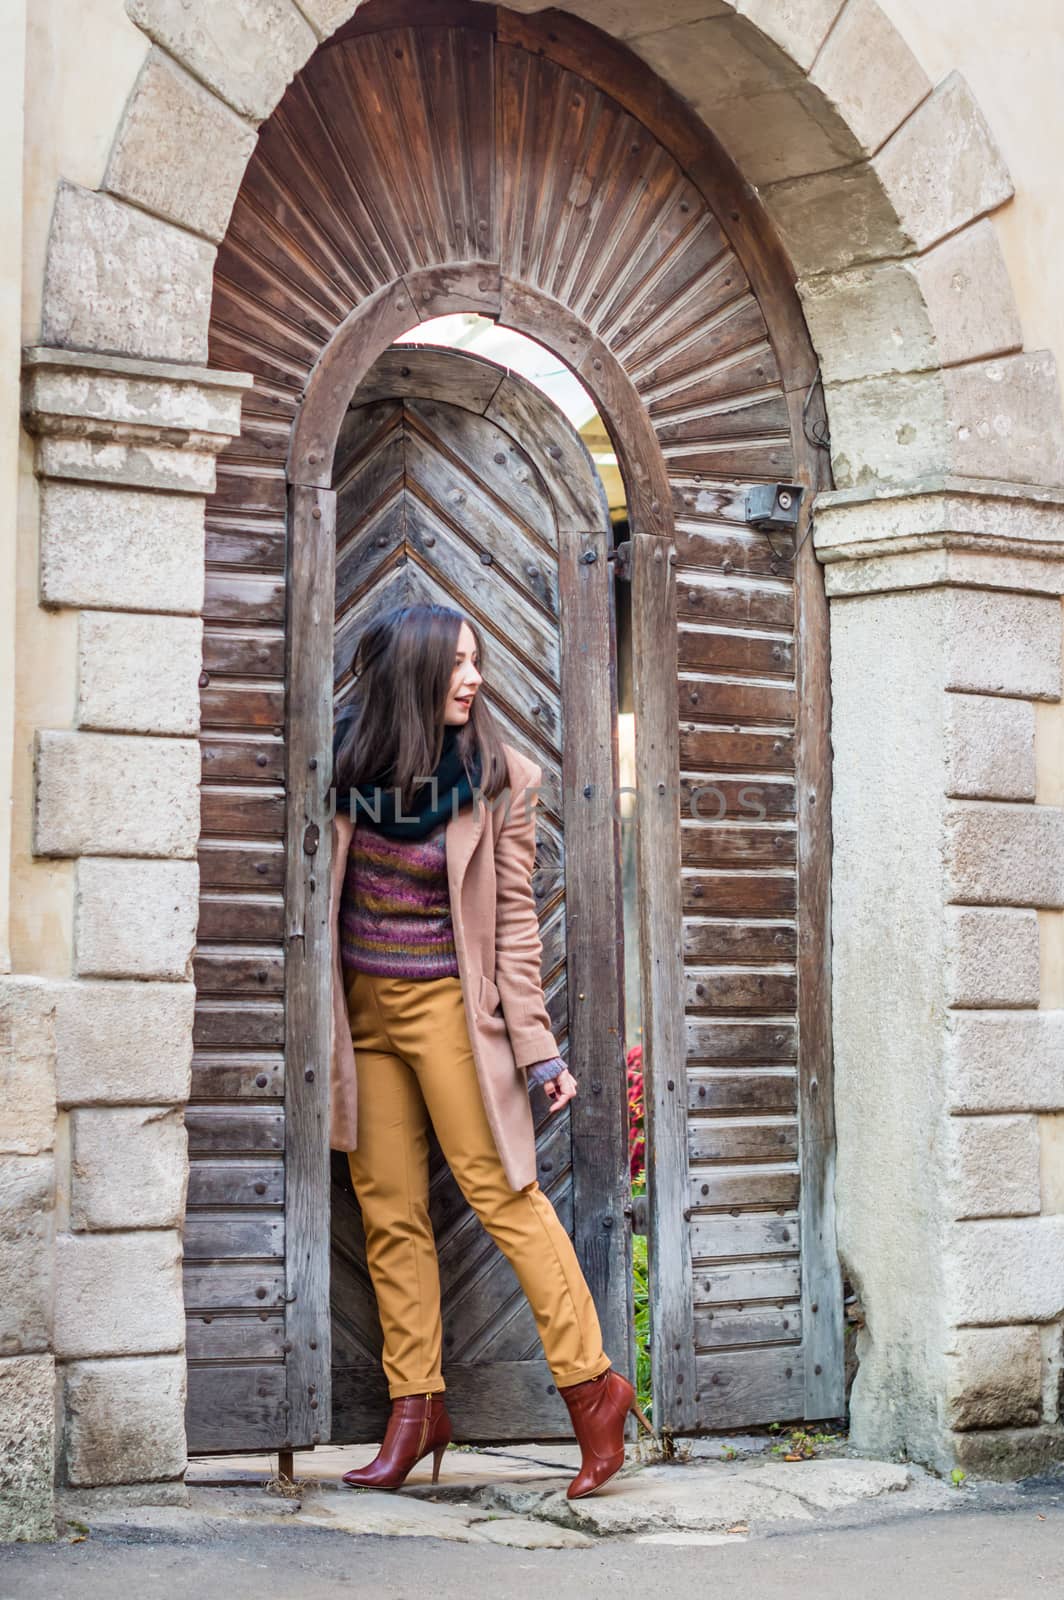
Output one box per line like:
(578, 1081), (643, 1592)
(630, 1398), (654, 1436)
(431, 1441), (447, 1483)
(342, 1393), (452, 1492)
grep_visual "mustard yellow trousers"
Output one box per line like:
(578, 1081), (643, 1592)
(344, 966), (611, 1399)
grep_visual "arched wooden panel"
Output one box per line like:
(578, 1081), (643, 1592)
(191, 0), (839, 1451)
(329, 344), (618, 1441)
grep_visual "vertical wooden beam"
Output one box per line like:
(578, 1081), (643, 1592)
(558, 522), (632, 1376)
(789, 382), (845, 1419)
(632, 529), (698, 1435)
(283, 482), (337, 1447)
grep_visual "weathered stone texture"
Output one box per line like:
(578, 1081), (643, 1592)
(0, 1355), (56, 1543)
(106, 49), (257, 242)
(945, 352), (1064, 489)
(53, 1232), (184, 1359)
(55, 979), (194, 1107)
(75, 858), (199, 980)
(946, 1325), (1042, 1430)
(0, 1157), (54, 1358)
(946, 589), (1063, 701)
(916, 221), (1024, 369)
(945, 1216), (1064, 1324)
(62, 1355), (187, 1487)
(809, 0), (929, 155)
(876, 71), (1014, 251)
(70, 1108), (187, 1231)
(78, 612), (203, 736)
(1041, 1113), (1064, 1215)
(944, 693), (1036, 800)
(41, 183), (214, 363)
(733, 0), (844, 71)
(945, 801), (1064, 906)
(0, 978), (58, 1156)
(950, 1424), (1064, 1480)
(945, 1012), (1064, 1112)
(35, 730), (200, 860)
(126, 0), (317, 121)
(944, 907), (1040, 1008)
(798, 220), (1023, 386)
(40, 482), (207, 615)
(946, 1114), (1041, 1219)
(763, 161), (915, 276)
(292, 0), (363, 36)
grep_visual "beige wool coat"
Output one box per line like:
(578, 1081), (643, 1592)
(329, 741), (562, 1191)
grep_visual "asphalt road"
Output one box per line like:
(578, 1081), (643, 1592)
(2, 1499), (1063, 1600)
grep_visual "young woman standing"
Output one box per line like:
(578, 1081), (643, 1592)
(329, 602), (649, 1499)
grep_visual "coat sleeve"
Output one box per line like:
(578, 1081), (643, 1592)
(493, 760), (564, 1071)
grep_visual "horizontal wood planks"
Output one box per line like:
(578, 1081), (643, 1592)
(195, 0), (840, 1449)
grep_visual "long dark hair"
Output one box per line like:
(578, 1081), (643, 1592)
(332, 603), (510, 809)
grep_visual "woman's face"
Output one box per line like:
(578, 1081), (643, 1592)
(443, 622), (483, 726)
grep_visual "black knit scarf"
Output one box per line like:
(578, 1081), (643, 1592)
(334, 713), (482, 840)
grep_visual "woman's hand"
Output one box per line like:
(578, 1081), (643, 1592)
(542, 1067), (578, 1113)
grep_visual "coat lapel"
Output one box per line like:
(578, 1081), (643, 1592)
(445, 794), (486, 907)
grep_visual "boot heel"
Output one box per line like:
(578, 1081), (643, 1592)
(630, 1399), (654, 1436)
(431, 1442), (447, 1483)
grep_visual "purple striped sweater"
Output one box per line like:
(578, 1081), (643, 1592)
(340, 820), (565, 1088)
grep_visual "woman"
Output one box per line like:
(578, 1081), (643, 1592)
(329, 602), (649, 1499)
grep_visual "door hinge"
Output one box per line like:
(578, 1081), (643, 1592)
(606, 540), (631, 582)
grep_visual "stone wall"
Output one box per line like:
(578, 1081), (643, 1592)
(5, 352), (250, 1526)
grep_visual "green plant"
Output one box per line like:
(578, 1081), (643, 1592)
(631, 1220), (652, 1422)
(769, 1426), (838, 1460)
(950, 1468), (967, 1488)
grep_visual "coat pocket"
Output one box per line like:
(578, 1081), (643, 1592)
(478, 973), (503, 1017)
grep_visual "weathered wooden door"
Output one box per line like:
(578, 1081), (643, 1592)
(191, 0), (842, 1455)
(328, 345), (629, 1442)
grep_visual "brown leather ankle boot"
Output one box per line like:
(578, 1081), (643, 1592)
(559, 1368), (654, 1499)
(341, 1392), (452, 1491)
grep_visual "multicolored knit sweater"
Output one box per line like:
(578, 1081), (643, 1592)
(340, 819), (565, 1088)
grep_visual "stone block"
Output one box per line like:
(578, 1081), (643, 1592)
(944, 907), (1040, 1008)
(62, 1355), (187, 1487)
(945, 589), (1062, 701)
(1041, 1113), (1064, 1215)
(78, 612), (203, 736)
(75, 858), (199, 980)
(0, 1157), (54, 1357)
(40, 481), (207, 615)
(53, 1231), (184, 1359)
(944, 1215), (1064, 1323)
(945, 1325), (1042, 1430)
(762, 161), (915, 276)
(41, 183), (214, 363)
(798, 220), (1023, 386)
(34, 730), (200, 861)
(127, 0), (317, 121)
(950, 1424), (1064, 1481)
(294, 0), (363, 35)
(54, 979), (194, 1107)
(945, 351), (1064, 489)
(824, 368), (947, 488)
(876, 72), (1014, 252)
(71, 1108), (187, 1230)
(0, 1355), (56, 1543)
(810, 0), (929, 155)
(0, 978), (58, 1156)
(798, 259), (937, 385)
(105, 50), (257, 242)
(945, 801), (1064, 907)
(944, 693), (1036, 800)
(734, 0), (843, 71)
(945, 1114), (1041, 1220)
(916, 221), (1024, 370)
(946, 1011), (1064, 1113)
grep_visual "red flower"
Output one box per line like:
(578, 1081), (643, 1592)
(626, 1044), (645, 1182)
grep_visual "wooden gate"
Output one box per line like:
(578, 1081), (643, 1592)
(328, 345), (626, 1441)
(187, 0), (842, 1454)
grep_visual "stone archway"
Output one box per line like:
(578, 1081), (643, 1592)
(17, 0), (1064, 1517)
